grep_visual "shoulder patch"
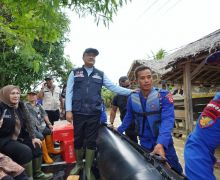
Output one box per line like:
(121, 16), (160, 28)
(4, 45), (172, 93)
(199, 116), (215, 128)
(199, 100), (220, 128)
(165, 92), (174, 103)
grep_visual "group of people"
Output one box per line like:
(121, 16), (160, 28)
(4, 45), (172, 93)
(0, 74), (64, 179)
(65, 48), (220, 180)
(64, 48), (182, 180)
(0, 47), (219, 180)
(0, 85), (54, 180)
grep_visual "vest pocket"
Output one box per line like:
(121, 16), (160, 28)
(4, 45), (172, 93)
(72, 96), (81, 111)
(92, 78), (102, 84)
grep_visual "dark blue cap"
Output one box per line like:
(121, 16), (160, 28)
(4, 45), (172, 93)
(205, 51), (220, 65)
(83, 48), (99, 56)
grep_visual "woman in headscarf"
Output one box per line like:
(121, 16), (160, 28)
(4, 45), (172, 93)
(0, 85), (53, 180)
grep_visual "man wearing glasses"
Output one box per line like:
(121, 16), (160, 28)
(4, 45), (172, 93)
(110, 76), (138, 143)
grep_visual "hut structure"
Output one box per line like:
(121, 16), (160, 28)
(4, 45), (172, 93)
(127, 29), (220, 135)
(127, 59), (167, 88)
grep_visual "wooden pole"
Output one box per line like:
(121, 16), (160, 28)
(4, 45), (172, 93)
(183, 62), (194, 134)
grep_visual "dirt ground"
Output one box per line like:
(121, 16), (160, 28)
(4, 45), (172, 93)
(107, 110), (220, 179)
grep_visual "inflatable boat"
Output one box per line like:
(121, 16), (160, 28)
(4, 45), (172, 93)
(42, 125), (187, 180)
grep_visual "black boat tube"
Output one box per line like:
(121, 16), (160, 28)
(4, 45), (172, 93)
(96, 125), (187, 180)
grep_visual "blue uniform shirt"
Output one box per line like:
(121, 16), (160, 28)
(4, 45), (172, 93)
(100, 103), (107, 124)
(184, 92), (220, 180)
(65, 67), (132, 112)
(118, 88), (175, 150)
(118, 88), (183, 174)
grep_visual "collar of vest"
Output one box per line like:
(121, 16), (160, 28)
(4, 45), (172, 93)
(131, 88), (161, 115)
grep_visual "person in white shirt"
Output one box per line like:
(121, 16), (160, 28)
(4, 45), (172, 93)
(38, 76), (61, 125)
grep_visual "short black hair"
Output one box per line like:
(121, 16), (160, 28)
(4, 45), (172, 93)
(118, 76), (128, 85)
(134, 65), (152, 79)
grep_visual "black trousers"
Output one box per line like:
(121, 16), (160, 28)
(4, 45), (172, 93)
(46, 109), (60, 125)
(2, 172), (28, 180)
(1, 138), (42, 165)
(73, 113), (100, 150)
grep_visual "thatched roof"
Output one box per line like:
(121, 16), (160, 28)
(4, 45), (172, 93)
(163, 29), (220, 69)
(127, 59), (163, 83)
(128, 29), (220, 85)
(161, 29), (220, 85)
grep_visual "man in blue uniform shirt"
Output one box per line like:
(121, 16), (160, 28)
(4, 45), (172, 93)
(65, 48), (133, 180)
(117, 65), (182, 174)
(184, 51), (220, 180)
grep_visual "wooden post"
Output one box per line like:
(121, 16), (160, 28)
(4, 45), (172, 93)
(183, 62), (194, 134)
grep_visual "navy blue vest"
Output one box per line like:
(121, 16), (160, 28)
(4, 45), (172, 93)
(72, 67), (104, 115)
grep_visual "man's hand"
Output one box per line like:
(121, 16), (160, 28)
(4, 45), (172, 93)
(215, 159), (220, 169)
(151, 144), (166, 159)
(107, 123), (114, 129)
(32, 138), (42, 148)
(48, 124), (53, 131)
(66, 111), (73, 123)
(131, 88), (140, 93)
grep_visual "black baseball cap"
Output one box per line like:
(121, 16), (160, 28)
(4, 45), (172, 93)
(83, 48), (99, 56)
(205, 51), (220, 65)
(44, 75), (53, 81)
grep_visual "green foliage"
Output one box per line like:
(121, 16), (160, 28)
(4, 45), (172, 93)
(101, 87), (115, 108)
(68, 0), (131, 26)
(0, 0), (131, 91)
(0, 0), (70, 90)
(155, 49), (166, 60)
(0, 1), (69, 57)
(149, 49), (166, 61)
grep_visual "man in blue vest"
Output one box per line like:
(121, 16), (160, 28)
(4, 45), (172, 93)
(184, 51), (220, 180)
(117, 65), (183, 174)
(65, 48), (133, 180)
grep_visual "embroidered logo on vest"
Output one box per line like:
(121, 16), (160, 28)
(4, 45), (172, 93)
(75, 70), (84, 77)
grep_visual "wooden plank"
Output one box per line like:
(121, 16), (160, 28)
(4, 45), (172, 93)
(175, 110), (185, 119)
(191, 59), (206, 80)
(205, 65), (220, 71)
(165, 70), (182, 81)
(196, 71), (210, 81)
(183, 62), (194, 133)
(205, 71), (219, 81)
(67, 175), (80, 180)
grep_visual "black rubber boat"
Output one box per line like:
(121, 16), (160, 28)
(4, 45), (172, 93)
(96, 125), (187, 180)
(42, 125), (187, 180)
